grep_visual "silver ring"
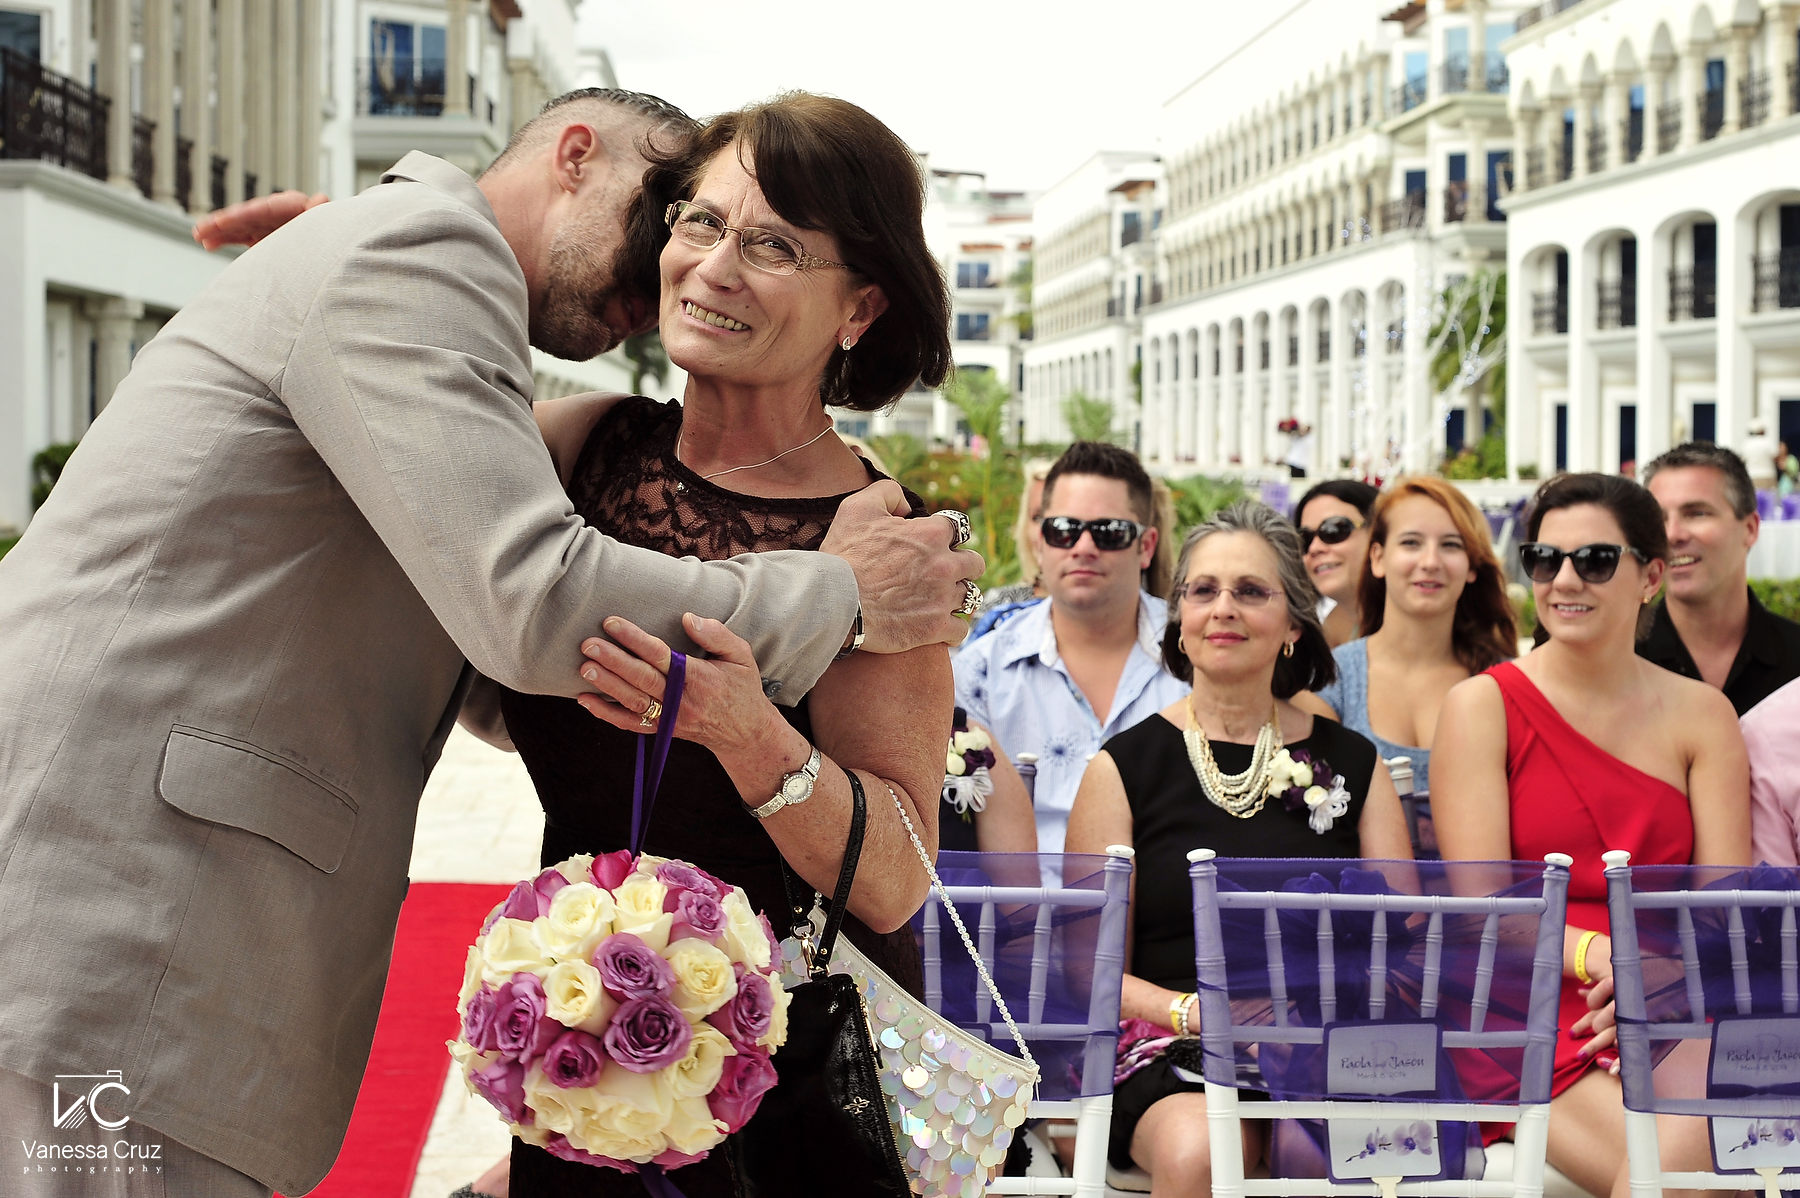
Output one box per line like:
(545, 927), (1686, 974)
(639, 699), (662, 728)
(939, 509), (972, 549)
(954, 579), (981, 617)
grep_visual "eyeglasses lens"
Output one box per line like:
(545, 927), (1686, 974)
(665, 202), (804, 276)
(1519, 543), (1625, 584)
(1299, 515), (1357, 552)
(1040, 517), (1141, 551)
(1181, 583), (1278, 607)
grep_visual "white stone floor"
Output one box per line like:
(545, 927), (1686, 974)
(404, 728), (544, 1198)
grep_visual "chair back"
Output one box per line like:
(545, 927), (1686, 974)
(1015, 752), (1038, 804)
(1603, 851), (1800, 1189)
(1188, 852), (1571, 1194)
(917, 848), (1134, 1196)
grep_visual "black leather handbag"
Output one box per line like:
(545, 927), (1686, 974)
(735, 774), (909, 1197)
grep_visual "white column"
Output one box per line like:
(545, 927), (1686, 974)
(1573, 82), (1598, 179)
(1329, 303), (1351, 471)
(1643, 59), (1671, 160)
(1678, 43), (1705, 150)
(1717, 214), (1752, 450)
(1402, 286), (1429, 472)
(273, 0), (298, 190)
(1569, 244), (1599, 470)
(1724, 23), (1753, 134)
(1635, 232), (1673, 465)
(246, 0), (273, 193)
(180, 0), (212, 213)
(98, 0), (133, 189)
(217, 0), (244, 204)
(87, 297), (145, 414)
(143, 0), (177, 204)
(445, 0), (470, 117)
(1468, 0), (1489, 93)
(299, 0), (324, 193)
(1517, 107), (1541, 190)
(1603, 71), (1629, 171)
(1507, 275), (1541, 479)
(1467, 121), (1489, 223)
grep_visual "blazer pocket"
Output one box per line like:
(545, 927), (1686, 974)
(157, 725), (358, 873)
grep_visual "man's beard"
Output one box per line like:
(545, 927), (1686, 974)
(530, 241), (628, 361)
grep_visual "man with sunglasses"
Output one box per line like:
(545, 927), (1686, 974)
(952, 443), (1187, 882)
(1638, 443), (1800, 716)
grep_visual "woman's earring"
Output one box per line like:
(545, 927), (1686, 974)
(1282, 639), (1295, 658)
(841, 337), (854, 351)
(1178, 637), (1188, 655)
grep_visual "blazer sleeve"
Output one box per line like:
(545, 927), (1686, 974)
(278, 201), (854, 701)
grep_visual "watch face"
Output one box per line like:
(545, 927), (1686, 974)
(782, 775), (810, 801)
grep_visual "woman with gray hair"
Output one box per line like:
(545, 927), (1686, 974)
(1066, 500), (1410, 1196)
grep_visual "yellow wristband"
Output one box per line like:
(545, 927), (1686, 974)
(1169, 992), (1194, 1037)
(1573, 929), (1600, 985)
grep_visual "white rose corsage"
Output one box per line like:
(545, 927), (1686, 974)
(1266, 748), (1352, 834)
(943, 710), (997, 822)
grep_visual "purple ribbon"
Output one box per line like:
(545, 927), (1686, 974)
(629, 651), (686, 855)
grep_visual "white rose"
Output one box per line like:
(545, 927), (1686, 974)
(1267, 749), (1296, 790)
(613, 873), (674, 953)
(448, 1039), (492, 1079)
(522, 1063), (584, 1137)
(946, 750), (966, 776)
(567, 1063), (675, 1162)
(556, 854), (596, 885)
(664, 1094), (728, 1156)
(667, 1025), (735, 1100)
(665, 938), (738, 1019)
(1303, 785), (1329, 809)
(633, 853), (671, 876)
(760, 975), (793, 1050)
(1291, 761), (1314, 789)
(964, 727), (991, 751)
(480, 917), (550, 985)
(513, 1122), (550, 1149)
(536, 883), (616, 962)
(543, 959), (616, 1034)
(720, 891), (774, 971)
(457, 945), (484, 1013)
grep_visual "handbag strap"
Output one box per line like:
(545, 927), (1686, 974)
(883, 782), (1037, 1070)
(780, 769), (868, 980)
(629, 651), (687, 855)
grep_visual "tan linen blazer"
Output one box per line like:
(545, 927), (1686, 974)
(0, 154), (854, 1193)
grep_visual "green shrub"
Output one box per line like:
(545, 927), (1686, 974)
(1752, 578), (1800, 623)
(31, 442), (78, 510)
(0, 534), (16, 561)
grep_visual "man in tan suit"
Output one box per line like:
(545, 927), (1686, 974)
(0, 89), (979, 1196)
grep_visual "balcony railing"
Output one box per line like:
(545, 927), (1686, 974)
(1752, 248), (1800, 312)
(1444, 180), (1470, 223)
(1287, 335), (1299, 367)
(357, 58), (480, 118)
(1531, 289), (1569, 335)
(1150, 281), (1165, 306)
(175, 135), (193, 210)
(1391, 75), (1428, 114)
(243, 169), (257, 199)
(1440, 55), (1470, 96)
(1595, 278), (1637, 329)
(130, 114), (152, 197)
(1586, 124), (1606, 174)
(210, 153), (227, 210)
(1556, 137), (1574, 183)
(1657, 100), (1681, 153)
(1741, 70), (1771, 129)
(1380, 190), (1426, 233)
(0, 48), (110, 183)
(1524, 146), (1545, 189)
(1514, 0), (1584, 32)
(1668, 263), (1717, 321)
(1233, 345), (1245, 372)
(1698, 89), (1724, 141)
(1105, 297), (1122, 319)
(1316, 331), (1330, 363)
(1387, 321), (1405, 353)
(1259, 340), (1270, 370)
(1791, 61), (1800, 117)
(1486, 60), (1511, 91)
(1622, 110), (1644, 163)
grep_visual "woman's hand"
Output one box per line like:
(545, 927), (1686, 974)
(575, 613), (782, 758)
(1572, 975), (1620, 1070)
(192, 190), (328, 249)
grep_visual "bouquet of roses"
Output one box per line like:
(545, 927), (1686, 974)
(450, 848), (790, 1172)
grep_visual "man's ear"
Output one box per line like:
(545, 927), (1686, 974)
(551, 123), (602, 195)
(1138, 524), (1159, 571)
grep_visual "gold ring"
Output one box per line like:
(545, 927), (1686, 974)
(954, 579), (981, 617)
(639, 699), (662, 728)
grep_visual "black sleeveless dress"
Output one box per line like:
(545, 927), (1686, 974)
(499, 397), (926, 1197)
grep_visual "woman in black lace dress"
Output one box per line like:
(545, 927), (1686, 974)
(478, 94), (956, 1197)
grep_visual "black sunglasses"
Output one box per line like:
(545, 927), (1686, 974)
(1298, 514), (1362, 552)
(1518, 542), (1649, 585)
(1040, 516), (1145, 551)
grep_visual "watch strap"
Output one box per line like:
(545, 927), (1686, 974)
(746, 743), (821, 820)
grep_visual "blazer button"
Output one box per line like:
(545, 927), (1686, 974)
(761, 678), (783, 699)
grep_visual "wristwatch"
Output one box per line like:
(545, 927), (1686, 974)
(746, 744), (822, 821)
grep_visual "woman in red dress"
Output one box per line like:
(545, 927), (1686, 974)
(1433, 472), (1749, 1198)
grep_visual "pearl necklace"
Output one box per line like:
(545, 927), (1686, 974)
(681, 423), (835, 482)
(1182, 695), (1283, 819)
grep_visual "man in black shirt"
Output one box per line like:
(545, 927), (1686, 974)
(1640, 442), (1800, 715)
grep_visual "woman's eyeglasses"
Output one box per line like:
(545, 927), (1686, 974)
(1174, 582), (1284, 608)
(664, 201), (849, 276)
(1039, 516), (1146, 551)
(1518, 542), (1648, 584)
(1298, 514), (1362, 552)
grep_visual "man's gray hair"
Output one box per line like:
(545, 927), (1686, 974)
(485, 87), (697, 175)
(1641, 441), (1757, 519)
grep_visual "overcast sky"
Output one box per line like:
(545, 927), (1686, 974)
(577, 2), (1287, 194)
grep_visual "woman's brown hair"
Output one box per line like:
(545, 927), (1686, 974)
(1356, 477), (1517, 673)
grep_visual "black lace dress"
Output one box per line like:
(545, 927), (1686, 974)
(499, 397), (927, 1197)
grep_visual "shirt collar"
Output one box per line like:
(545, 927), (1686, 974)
(998, 592), (1167, 670)
(380, 152), (500, 230)
(1645, 586), (1778, 667)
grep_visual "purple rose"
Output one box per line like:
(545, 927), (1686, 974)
(461, 984), (501, 1053)
(708, 967), (773, 1048)
(602, 995), (694, 1073)
(493, 973), (560, 1063)
(546, 1133), (625, 1170)
(758, 913), (781, 961)
(708, 1049), (778, 1132)
(541, 1028), (606, 1089)
(471, 1058), (529, 1124)
(653, 1145), (711, 1169)
(669, 889), (726, 944)
(499, 878), (541, 922)
(480, 901), (506, 936)
(657, 861), (721, 900)
(533, 867), (571, 909)
(594, 932), (676, 999)
(590, 850), (636, 892)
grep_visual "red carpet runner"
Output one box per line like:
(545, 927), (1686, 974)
(285, 882), (510, 1198)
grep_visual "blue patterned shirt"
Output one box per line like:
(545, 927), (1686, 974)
(952, 593), (1188, 874)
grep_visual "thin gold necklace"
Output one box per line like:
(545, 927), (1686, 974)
(1182, 695), (1282, 818)
(681, 422), (835, 482)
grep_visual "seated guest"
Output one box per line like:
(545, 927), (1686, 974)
(954, 442), (1188, 878)
(1433, 471), (1750, 1198)
(938, 709), (1038, 855)
(1067, 501), (1410, 1196)
(1743, 677), (1800, 866)
(1292, 479), (1378, 647)
(971, 456), (1056, 638)
(1640, 442), (1800, 715)
(1303, 476), (1516, 794)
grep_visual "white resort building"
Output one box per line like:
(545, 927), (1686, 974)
(1138, 0), (1528, 480)
(1502, 0), (1800, 478)
(1019, 149), (1161, 446)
